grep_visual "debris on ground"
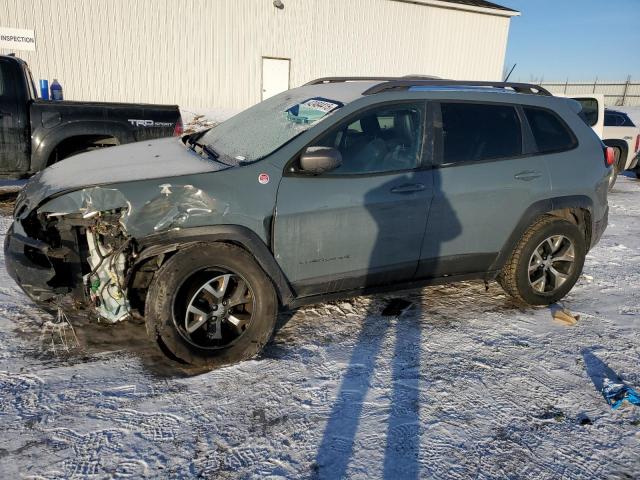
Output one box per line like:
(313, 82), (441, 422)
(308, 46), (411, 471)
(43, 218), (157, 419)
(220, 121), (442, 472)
(551, 305), (580, 325)
(38, 305), (80, 354)
(602, 379), (640, 409)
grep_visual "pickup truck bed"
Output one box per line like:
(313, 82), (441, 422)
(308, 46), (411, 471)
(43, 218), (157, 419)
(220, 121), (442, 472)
(0, 55), (181, 179)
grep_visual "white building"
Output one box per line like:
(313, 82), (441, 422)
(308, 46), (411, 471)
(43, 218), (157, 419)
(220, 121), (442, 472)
(2, 0), (519, 109)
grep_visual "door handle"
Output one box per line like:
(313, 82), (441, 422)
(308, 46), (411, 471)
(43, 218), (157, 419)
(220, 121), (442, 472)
(514, 171), (542, 181)
(390, 183), (425, 194)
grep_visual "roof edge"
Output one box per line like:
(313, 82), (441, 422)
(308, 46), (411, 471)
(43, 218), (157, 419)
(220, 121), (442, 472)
(389, 0), (520, 17)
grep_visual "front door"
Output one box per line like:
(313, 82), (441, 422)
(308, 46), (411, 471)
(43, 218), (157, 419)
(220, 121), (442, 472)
(261, 57), (290, 101)
(274, 102), (433, 296)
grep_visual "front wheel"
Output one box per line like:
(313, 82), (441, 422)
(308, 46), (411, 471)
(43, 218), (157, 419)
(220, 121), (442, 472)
(145, 243), (278, 367)
(498, 216), (586, 305)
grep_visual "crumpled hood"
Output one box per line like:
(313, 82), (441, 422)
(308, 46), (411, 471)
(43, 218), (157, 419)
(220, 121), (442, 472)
(16, 137), (226, 215)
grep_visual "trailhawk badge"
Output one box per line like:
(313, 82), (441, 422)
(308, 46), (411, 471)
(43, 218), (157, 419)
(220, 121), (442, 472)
(258, 173), (270, 184)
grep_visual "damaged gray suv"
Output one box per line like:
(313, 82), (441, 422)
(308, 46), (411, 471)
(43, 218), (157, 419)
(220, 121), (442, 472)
(5, 77), (611, 367)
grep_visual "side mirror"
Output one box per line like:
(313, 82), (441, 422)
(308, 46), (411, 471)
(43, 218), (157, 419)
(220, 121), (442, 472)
(299, 147), (342, 174)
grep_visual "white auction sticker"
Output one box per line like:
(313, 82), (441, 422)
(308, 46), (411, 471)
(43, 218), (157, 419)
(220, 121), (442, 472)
(258, 173), (270, 184)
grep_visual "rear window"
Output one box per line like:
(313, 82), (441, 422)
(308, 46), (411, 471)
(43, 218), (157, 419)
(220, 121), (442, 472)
(0, 61), (9, 96)
(440, 103), (522, 164)
(523, 107), (577, 154)
(575, 98), (598, 126)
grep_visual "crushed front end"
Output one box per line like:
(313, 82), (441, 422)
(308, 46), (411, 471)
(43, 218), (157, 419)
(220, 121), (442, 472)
(5, 191), (134, 322)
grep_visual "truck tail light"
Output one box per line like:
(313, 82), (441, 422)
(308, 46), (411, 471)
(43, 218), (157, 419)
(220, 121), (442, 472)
(604, 146), (616, 167)
(635, 134), (639, 153)
(173, 118), (184, 136)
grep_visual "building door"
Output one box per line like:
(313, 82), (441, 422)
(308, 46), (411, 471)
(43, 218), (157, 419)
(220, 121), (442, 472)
(261, 57), (290, 100)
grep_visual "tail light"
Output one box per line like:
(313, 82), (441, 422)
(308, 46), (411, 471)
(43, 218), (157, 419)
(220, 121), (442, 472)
(635, 134), (639, 153)
(604, 146), (616, 167)
(173, 117), (183, 136)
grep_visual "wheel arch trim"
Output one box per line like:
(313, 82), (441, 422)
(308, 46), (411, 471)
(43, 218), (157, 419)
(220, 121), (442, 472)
(132, 225), (295, 306)
(490, 195), (593, 273)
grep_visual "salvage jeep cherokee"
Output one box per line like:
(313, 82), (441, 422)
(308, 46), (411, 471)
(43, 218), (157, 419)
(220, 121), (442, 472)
(5, 77), (611, 367)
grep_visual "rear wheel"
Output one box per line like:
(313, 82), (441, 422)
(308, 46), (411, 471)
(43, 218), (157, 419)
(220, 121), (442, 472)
(498, 216), (586, 305)
(145, 243), (278, 367)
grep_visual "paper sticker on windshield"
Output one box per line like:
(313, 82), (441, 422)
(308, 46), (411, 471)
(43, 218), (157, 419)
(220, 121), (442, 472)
(286, 97), (344, 125)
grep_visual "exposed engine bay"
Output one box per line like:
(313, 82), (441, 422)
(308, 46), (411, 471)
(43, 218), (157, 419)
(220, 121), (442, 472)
(83, 213), (132, 322)
(21, 206), (135, 323)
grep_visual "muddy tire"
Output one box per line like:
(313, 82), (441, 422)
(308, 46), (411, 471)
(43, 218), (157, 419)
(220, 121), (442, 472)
(145, 243), (277, 367)
(497, 216), (586, 305)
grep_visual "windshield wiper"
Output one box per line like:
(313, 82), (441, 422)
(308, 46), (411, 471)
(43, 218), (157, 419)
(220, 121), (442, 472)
(185, 133), (219, 159)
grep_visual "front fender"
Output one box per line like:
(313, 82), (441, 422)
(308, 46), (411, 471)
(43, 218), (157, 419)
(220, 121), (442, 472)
(134, 225), (295, 306)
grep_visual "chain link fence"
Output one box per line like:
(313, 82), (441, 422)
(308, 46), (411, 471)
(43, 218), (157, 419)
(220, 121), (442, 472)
(538, 77), (640, 107)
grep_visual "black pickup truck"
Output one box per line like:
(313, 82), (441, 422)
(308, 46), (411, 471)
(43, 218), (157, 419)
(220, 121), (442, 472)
(0, 55), (182, 179)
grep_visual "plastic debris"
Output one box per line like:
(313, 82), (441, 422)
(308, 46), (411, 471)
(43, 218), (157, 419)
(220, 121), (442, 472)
(552, 307), (580, 325)
(602, 378), (640, 409)
(39, 302), (80, 354)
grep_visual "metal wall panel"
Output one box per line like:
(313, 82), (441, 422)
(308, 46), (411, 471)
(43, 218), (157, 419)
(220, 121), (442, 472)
(2, 0), (512, 109)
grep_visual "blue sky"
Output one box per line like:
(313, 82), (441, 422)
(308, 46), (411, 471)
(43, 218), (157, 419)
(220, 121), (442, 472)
(502, 0), (640, 82)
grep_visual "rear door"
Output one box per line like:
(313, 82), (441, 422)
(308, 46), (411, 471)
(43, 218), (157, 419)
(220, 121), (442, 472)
(417, 101), (552, 278)
(274, 101), (433, 296)
(0, 58), (30, 173)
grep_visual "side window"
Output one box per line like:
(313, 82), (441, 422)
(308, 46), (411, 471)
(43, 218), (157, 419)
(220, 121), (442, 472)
(440, 103), (522, 164)
(523, 107), (577, 153)
(313, 102), (425, 174)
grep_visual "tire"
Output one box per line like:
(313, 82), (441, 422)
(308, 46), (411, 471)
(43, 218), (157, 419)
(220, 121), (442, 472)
(497, 216), (586, 305)
(145, 243), (278, 367)
(608, 147), (622, 191)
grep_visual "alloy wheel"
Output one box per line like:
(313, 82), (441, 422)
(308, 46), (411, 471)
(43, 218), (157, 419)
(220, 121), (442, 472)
(178, 271), (254, 349)
(528, 235), (576, 294)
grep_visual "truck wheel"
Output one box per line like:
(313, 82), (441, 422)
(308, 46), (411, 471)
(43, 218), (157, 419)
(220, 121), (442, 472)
(145, 243), (278, 367)
(497, 216), (586, 305)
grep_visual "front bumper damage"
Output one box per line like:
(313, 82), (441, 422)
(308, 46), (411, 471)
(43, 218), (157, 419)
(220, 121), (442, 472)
(4, 205), (133, 321)
(5, 182), (219, 323)
(4, 224), (71, 304)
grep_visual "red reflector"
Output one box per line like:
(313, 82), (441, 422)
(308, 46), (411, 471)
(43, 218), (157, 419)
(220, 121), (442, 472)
(173, 118), (184, 136)
(604, 146), (616, 167)
(635, 134), (639, 153)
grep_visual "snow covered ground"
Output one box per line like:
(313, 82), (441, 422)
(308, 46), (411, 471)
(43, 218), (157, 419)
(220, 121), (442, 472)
(1, 177), (639, 479)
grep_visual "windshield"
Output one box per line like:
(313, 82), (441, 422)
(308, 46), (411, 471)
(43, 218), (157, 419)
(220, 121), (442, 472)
(199, 90), (344, 165)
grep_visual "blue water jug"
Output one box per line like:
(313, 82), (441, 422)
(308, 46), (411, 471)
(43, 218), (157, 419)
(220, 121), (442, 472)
(50, 79), (63, 101)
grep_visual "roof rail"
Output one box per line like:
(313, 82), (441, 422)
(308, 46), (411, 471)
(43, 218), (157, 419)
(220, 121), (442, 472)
(362, 79), (552, 96)
(304, 76), (440, 86)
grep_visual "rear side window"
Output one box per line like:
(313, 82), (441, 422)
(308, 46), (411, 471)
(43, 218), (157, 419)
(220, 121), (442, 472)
(440, 103), (522, 164)
(524, 107), (577, 153)
(604, 111), (635, 127)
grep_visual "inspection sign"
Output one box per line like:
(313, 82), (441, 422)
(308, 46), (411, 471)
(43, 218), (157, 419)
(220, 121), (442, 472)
(0, 27), (36, 51)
